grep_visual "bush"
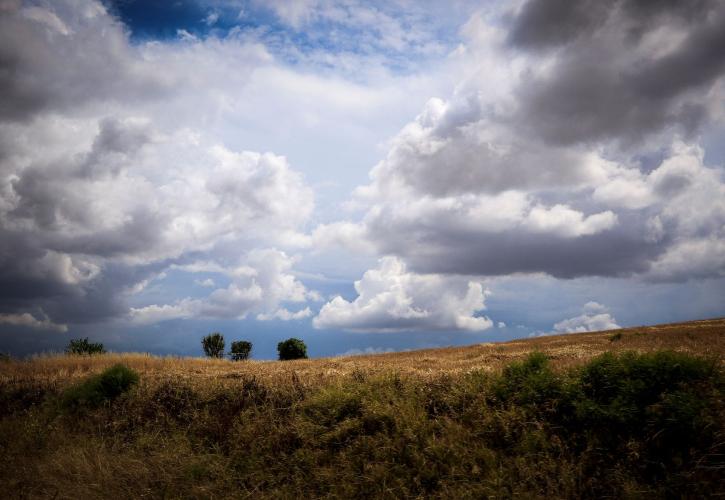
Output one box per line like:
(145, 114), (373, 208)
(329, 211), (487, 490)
(202, 332), (225, 358)
(230, 340), (252, 361)
(61, 364), (139, 409)
(65, 337), (106, 355)
(609, 332), (623, 342)
(277, 338), (308, 360)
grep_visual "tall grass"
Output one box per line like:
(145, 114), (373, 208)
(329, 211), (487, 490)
(1, 347), (722, 498)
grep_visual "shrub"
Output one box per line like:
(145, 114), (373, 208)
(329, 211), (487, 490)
(202, 332), (225, 358)
(61, 364), (139, 409)
(230, 340), (252, 361)
(65, 337), (106, 355)
(609, 332), (623, 342)
(277, 338), (308, 360)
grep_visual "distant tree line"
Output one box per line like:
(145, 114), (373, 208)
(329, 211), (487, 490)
(200, 332), (308, 361)
(64, 333), (309, 361)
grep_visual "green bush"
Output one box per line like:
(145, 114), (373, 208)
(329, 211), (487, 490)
(230, 340), (252, 361)
(277, 338), (308, 360)
(65, 338), (106, 355)
(202, 332), (225, 358)
(61, 364), (139, 409)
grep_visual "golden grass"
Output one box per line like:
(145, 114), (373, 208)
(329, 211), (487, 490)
(0, 318), (723, 499)
(2, 317), (723, 389)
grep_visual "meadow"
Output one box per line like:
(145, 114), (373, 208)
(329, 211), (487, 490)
(1, 318), (723, 498)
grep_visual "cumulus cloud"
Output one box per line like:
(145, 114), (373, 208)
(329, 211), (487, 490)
(328, 2), (725, 282)
(0, 0), (317, 328)
(508, 0), (725, 145)
(0, 311), (68, 332)
(314, 257), (493, 332)
(130, 250), (317, 324)
(552, 302), (622, 334)
(337, 346), (397, 357)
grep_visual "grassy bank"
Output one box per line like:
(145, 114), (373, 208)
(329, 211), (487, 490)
(1, 319), (724, 498)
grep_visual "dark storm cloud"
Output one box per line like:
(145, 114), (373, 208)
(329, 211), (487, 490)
(367, 210), (664, 279)
(509, 0), (725, 145)
(0, 3), (169, 123)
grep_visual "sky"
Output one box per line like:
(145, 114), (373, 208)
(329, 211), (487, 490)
(1, 0), (724, 359)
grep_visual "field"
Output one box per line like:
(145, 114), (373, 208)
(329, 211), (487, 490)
(1, 318), (724, 498)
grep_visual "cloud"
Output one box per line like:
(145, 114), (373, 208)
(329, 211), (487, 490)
(130, 249), (317, 324)
(314, 257), (493, 332)
(0, 1), (318, 328)
(0, 312), (68, 332)
(0, 1), (170, 122)
(552, 301), (621, 334)
(508, 0), (725, 145)
(328, 6), (725, 282)
(337, 346), (396, 357)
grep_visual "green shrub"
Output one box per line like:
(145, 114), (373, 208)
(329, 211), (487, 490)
(61, 364), (139, 409)
(202, 332), (225, 358)
(65, 337), (106, 355)
(608, 332), (623, 342)
(230, 340), (252, 361)
(491, 352), (569, 410)
(277, 338), (307, 360)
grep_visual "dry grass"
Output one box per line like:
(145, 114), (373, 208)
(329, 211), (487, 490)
(0, 318), (723, 499)
(2, 317), (723, 389)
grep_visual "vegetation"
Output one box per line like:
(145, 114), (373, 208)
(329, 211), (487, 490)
(201, 332), (225, 358)
(0, 318), (723, 498)
(277, 337), (308, 360)
(65, 337), (106, 355)
(61, 364), (139, 410)
(230, 340), (252, 361)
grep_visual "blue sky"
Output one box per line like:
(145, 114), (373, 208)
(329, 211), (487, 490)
(1, 0), (724, 358)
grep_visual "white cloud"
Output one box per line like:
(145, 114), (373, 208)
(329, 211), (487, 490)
(314, 257), (493, 332)
(337, 346), (396, 357)
(130, 249), (318, 325)
(552, 302), (621, 334)
(0, 312), (68, 332)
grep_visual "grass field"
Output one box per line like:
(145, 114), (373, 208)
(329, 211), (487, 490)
(1, 318), (724, 498)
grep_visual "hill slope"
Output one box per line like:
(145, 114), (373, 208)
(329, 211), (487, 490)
(1, 318), (723, 498)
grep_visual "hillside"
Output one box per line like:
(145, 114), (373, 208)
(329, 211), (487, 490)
(1, 318), (724, 498)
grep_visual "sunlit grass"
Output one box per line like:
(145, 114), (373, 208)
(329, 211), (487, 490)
(0, 318), (723, 498)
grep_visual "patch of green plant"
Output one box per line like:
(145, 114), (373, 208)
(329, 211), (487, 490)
(202, 332), (225, 358)
(65, 337), (105, 355)
(608, 332), (623, 342)
(61, 364), (139, 410)
(277, 338), (308, 360)
(229, 340), (252, 361)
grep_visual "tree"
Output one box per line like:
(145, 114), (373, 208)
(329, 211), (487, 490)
(230, 340), (252, 361)
(65, 338), (106, 355)
(277, 338), (308, 361)
(202, 332), (225, 358)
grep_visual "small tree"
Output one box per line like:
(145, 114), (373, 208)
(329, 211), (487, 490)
(202, 332), (225, 358)
(230, 340), (252, 361)
(277, 338), (308, 361)
(66, 338), (106, 355)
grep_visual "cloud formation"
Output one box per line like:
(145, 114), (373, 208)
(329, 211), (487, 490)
(552, 302), (621, 334)
(332, 1), (725, 283)
(314, 257), (492, 332)
(0, 1), (315, 328)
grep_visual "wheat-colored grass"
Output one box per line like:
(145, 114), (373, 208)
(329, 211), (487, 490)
(1, 318), (723, 499)
(2, 317), (722, 389)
